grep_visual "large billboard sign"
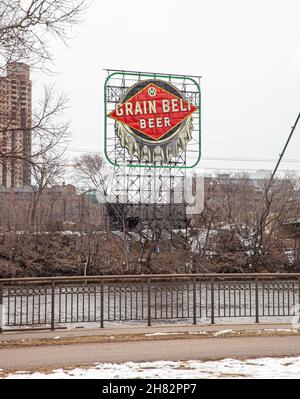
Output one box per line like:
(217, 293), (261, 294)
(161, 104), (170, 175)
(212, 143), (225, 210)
(104, 71), (201, 169)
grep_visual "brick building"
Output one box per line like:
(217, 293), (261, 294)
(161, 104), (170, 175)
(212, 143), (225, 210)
(0, 62), (32, 188)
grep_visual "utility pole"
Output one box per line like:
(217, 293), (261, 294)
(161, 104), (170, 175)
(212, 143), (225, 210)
(268, 112), (300, 187)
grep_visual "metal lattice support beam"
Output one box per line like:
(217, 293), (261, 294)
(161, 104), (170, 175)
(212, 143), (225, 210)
(104, 70), (201, 234)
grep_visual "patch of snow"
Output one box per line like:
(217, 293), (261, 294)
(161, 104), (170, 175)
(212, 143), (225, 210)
(213, 329), (234, 336)
(61, 231), (81, 236)
(3, 357), (300, 379)
(188, 331), (209, 335)
(285, 250), (295, 265)
(144, 332), (186, 337)
(264, 329), (298, 333)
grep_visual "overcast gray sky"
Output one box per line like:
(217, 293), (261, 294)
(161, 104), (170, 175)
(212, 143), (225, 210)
(34, 0), (300, 173)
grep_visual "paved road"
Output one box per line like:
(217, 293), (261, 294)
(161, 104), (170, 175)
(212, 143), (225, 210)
(1, 335), (300, 371)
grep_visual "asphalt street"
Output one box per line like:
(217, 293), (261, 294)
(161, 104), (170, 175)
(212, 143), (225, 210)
(1, 335), (300, 371)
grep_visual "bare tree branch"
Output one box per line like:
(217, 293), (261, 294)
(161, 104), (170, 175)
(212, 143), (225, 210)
(0, 0), (88, 70)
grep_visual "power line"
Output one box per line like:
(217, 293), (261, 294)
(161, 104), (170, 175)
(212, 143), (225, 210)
(62, 164), (300, 174)
(202, 141), (300, 147)
(65, 148), (300, 164)
(202, 157), (300, 163)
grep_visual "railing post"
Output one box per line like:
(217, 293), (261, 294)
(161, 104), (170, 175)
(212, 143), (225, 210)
(51, 281), (55, 331)
(255, 277), (259, 324)
(211, 278), (215, 325)
(0, 282), (3, 333)
(298, 278), (300, 325)
(193, 278), (197, 325)
(148, 279), (152, 327)
(100, 281), (104, 328)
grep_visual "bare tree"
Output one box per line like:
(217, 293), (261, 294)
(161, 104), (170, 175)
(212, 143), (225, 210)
(74, 153), (112, 197)
(0, 0), (88, 184)
(29, 149), (66, 230)
(203, 173), (300, 272)
(0, 84), (70, 171)
(248, 175), (300, 271)
(0, 0), (87, 70)
(191, 179), (228, 271)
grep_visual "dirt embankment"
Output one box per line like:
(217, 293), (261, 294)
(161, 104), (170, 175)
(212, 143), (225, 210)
(0, 232), (111, 278)
(0, 231), (192, 278)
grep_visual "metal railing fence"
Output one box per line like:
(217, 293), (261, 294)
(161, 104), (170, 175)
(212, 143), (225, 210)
(0, 273), (299, 332)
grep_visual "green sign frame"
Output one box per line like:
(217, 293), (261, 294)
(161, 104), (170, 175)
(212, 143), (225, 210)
(104, 71), (201, 169)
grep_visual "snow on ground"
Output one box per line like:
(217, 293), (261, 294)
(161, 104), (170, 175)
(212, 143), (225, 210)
(3, 357), (300, 379)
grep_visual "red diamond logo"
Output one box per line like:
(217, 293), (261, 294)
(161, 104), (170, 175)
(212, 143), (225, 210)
(108, 83), (198, 141)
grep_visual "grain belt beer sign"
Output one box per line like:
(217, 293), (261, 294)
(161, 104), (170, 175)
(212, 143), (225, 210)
(105, 72), (201, 168)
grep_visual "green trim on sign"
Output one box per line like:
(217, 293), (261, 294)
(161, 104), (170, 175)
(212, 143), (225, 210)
(104, 71), (201, 169)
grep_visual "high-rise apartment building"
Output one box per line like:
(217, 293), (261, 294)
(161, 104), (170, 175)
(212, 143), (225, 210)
(0, 62), (32, 188)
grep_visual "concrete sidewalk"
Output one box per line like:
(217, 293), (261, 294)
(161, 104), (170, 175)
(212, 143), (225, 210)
(0, 322), (298, 343)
